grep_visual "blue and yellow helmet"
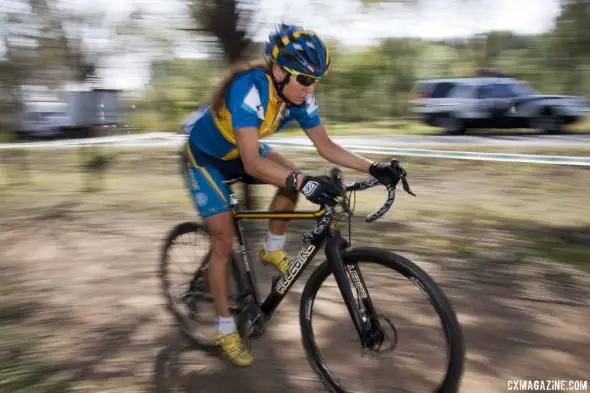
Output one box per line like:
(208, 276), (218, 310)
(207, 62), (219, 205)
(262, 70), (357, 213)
(264, 24), (330, 79)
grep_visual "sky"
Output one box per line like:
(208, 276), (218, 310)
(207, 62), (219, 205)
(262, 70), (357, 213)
(2, 0), (562, 91)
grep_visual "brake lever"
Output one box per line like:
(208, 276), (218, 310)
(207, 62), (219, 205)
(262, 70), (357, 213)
(401, 177), (416, 197)
(390, 159), (416, 197)
(330, 167), (351, 214)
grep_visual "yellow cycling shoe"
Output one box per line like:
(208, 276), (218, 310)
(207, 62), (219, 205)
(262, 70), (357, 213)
(214, 332), (253, 367)
(259, 248), (289, 274)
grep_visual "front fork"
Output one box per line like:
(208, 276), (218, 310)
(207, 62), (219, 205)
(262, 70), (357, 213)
(325, 227), (383, 348)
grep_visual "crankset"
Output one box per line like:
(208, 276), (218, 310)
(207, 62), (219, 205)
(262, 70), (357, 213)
(237, 302), (266, 350)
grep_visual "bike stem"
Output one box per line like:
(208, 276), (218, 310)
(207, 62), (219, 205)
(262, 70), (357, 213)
(325, 227), (367, 347)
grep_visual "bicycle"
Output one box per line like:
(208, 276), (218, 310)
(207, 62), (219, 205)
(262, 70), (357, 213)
(160, 164), (465, 393)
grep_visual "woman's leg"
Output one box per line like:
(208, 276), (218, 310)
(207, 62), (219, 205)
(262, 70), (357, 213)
(203, 211), (235, 319)
(257, 150), (301, 273)
(264, 150), (300, 235)
(182, 145), (252, 366)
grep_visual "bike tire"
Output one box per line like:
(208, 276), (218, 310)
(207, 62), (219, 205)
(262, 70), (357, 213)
(299, 247), (464, 393)
(160, 221), (244, 348)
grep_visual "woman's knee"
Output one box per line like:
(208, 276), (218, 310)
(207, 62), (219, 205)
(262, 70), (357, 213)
(205, 212), (234, 258)
(276, 186), (300, 204)
(210, 228), (233, 254)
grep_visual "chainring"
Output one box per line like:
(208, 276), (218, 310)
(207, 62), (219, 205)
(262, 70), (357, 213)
(237, 303), (266, 350)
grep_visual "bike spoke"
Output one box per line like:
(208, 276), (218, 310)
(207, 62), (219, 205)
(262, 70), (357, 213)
(161, 222), (246, 348)
(301, 252), (463, 393)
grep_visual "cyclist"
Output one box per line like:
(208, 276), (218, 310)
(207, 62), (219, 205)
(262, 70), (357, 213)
(181, 23), (406, 366)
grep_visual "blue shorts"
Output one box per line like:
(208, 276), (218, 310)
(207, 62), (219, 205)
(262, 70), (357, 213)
(181, 140), (274, 218)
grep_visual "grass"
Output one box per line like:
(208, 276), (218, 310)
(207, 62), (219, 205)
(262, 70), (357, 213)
(0, 133), (17, 143)
(0, 271), (71, 393)
(1, 145), (589, 393)
(2, 145), (589, 271)
(565, 114), (590, 132)
(275, 119), (441, 136)
(2, 114), (589, 142)
(0, 361), (71, 393)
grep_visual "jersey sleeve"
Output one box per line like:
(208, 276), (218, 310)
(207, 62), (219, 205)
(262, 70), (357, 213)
(225, 73), (265, 130)
(182, 104), (209, 134)
(295, 94), (321, 129)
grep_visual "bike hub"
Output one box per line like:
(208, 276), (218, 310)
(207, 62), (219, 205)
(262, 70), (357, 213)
(362, 315), (398, 354)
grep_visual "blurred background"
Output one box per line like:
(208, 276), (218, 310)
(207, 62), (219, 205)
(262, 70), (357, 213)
(1, 0), (589, 136)
(1, 1), (589, 393)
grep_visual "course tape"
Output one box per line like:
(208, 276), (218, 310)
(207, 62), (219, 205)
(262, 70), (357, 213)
(1, 133), (588, 166)
(265, 140), (590, 166)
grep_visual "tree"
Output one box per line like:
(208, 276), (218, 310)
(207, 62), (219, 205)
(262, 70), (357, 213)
(184, 0), (266, 208)
(551, 0), (590, 95)
(186, 0), (262, 65)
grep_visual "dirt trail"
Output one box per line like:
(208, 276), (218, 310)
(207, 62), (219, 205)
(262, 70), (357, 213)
(1, 148), (588, 392)
(1, 204), (588, 393)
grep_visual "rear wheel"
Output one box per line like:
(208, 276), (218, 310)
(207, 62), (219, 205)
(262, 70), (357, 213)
(160, 221), (244, 347)
(530, 108), (563, 134)
(300, 247), (464, 393)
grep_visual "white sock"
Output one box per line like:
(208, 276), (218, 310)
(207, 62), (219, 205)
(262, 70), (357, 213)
(265, 232), (285, 252)
(217, 315), (237, 335)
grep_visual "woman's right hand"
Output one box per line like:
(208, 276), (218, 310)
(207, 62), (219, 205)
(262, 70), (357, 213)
(298, 175), (344, 206)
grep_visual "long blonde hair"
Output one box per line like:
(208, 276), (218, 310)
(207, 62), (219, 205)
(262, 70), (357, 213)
(211, 59), (273, 115)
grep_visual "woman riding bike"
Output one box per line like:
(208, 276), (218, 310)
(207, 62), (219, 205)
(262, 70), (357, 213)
(181, 23), (406, 366)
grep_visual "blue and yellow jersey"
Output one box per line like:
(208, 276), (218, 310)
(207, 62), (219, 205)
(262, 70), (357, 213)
(183, 67), (321, 160)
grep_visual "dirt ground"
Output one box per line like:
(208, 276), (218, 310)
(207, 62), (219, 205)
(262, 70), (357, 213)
(0, 146), (589, 393)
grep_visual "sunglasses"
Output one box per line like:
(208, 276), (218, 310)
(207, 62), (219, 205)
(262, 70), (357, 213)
(282, 66), (320, 87)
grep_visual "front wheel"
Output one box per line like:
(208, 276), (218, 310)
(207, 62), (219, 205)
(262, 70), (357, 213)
(300, 247), (464, 393)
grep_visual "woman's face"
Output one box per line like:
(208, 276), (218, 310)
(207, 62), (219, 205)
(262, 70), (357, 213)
(272, 63), (316, 105)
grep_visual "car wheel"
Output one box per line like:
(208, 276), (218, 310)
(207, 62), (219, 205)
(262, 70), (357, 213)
(530, 108), (563, 134)
(440, 114), (466, 135)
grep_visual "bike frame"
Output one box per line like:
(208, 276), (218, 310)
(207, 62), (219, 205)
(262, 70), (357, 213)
(228, 191), (381, 346)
